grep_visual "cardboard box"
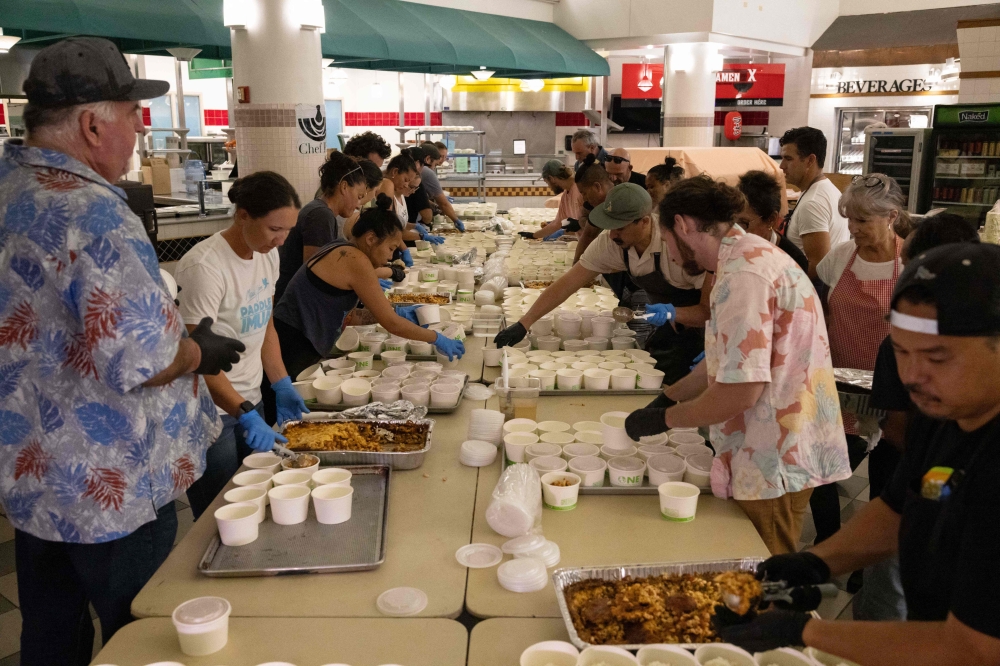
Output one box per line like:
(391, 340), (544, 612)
(141, 157), (171, 195)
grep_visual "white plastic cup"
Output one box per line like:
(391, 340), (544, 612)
(607, 456), (646, 487)
(268, 485), (310, 525)
(292, 380), (316, 401)
(684, 453), (714, 488)
(568, 455), (608, 487)
(658, 481), (700, 522)
(590, 316), (615, 338)
(312, 376), (344, 405)
(556, 368), (583, 390)
(348, 351), (375, 371)
(585, 336), (609, 351)
(611, 337), (636, 350)
(600, 411), (634, 448)
(483, 346), (504, 366)
(272, 470), (312, 487)
(409, 340), (433, 355)
(311, 467), (352, 488)
(541, 472), (582, 511)
(637, 368), (666, 389)
(214, 502), (259, 546)
(401, 384), (430, 407)
(232, 470), (274, 503)
(530, 369), (557, 390)
(312, 485), (354, 525)
(504, 432), (538, 463)
(582, 368), (611, 390)
(647, 453), (687, 485)
(610, 368), (638, 390)
(172, 597), (231, 657)
(530, 316), (554, 336)
(241, 452), (282, 474)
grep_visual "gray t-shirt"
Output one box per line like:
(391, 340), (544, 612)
(421, 165), (444, 199)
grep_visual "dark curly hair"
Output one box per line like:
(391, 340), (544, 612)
(575, 154), (611, 187)
(343, 131), (392, 161)
(737, 170), (782, 222)
(658, 175), (746, 233)
(227, 171), (301, 218)
(358, 159), (384, 189)
(647, 156), (684, 185)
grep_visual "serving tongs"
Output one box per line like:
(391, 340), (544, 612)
(272, 443), (300, 464)
(723, 581), (839, 614)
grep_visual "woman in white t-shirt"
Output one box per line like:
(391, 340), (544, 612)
(813, 172), (907, 544)
(176, 171), (307, 519)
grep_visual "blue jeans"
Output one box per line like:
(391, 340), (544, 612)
(186, 402), (261, 519)
(15, 501), (177, 666)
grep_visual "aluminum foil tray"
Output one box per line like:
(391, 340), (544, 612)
(279, 418), (433, 470)
(198, 464), (390, 577)
(552, 558), (766, 650)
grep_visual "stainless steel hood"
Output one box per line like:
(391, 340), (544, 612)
(443, 90), (565, 112)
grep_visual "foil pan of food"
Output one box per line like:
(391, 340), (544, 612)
(552, 558), (766, 650)
(279, 417), (433, 470)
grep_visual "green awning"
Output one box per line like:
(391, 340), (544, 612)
(323, 0), (609, 78)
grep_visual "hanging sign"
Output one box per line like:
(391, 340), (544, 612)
(295, 103), (327, 155)
(724, 112), (743, 140)
(715, 64), (785, 107)
(622, 63), (664, 99)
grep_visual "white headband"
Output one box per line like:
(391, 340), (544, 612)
(890, 310), (939, 335)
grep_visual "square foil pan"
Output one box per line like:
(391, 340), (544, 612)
(552, 558), (766, 650)
(279, 418), (433, 470)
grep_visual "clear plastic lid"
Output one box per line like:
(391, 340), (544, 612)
(502, 534), (546, 555)
(687, 453), (715, 473)
(569, 455), (607, 472)
(647, 453), (687, 473)
(172, 597), (231, 626)
(563, 443), (600, 457)
(638, 443), (672, 456)
(638, 433), (669, 446)
(608, 456), (645, 472)
(462, 440), (497, 456)
(529, 456), (567, 472)
(525, 442), (562, 457)
(456, 543), (504, 569)
(376, 587), (428, 616)
(497, 557), (547, 584)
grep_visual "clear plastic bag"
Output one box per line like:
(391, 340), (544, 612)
(485, 462), (543, 537)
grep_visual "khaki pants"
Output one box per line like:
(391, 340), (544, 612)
(735, 488), (814, 555)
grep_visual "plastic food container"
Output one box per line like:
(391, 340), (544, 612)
(600, 411), (634, 448)
(380, 350), (408, 366)
(347, 351), (374, 372)
(562, 442), (601, 461)
(669, 431), (707, 447)
(573, 421), (603, 434)
(536, 336), (562, 352)
(525, 442), (563, 462)
(693, 644), (755, 666)
(504, 432), (539, 463)
(638, 432), (669, 447)
(213, 502), (259, 546)
(637, 368), (667, 389)
(610, 368), (638, 390)
(312, 485), (354, 525)
(291, 379), (316, 401)
(372, 384), (402, 403)
(401, 384), (430, 407)
(601, 443), (637, 461)
(335, 328), (360, 353)
(568, 455), (607, 487)
(312, 376), (344, 405)
(585, 336), (609, 351)
(563, 339), (589, 352)
(556, 368), (583, 390)
(635, 644), (699, 666)
(430, 383), (462, 408)
(530, 315), (554, 336)
(409, 340), (433, 355)
(267, 484), (311, 525)
(483, 346), (504, 366)
(520, 640), (579, 666)
(647, 453), (687, 486)
(530, 369), (557, 390)
(658, 482), (700, 522)
(529, 455), (568, 475)
(611, 337), (636, 350)
(223, 487), (267, 524)
(579, 645), (641, 666)
(232, 470), (273, 501)
(637, 443), (673, 463)
(676, 443), (714, 459)
(540, 431), (575, 446)
(172, 597), (231, 656)
(607, 456), (646, 487)
(241, 452), (281, 474)
(583, 368), (611, 390)
(541, 472), (582, 511)
(280, 454), (320, 475)
(684, 453), (714, 489)
(271, 470), (312, 487)
(503, 418), (538, 434)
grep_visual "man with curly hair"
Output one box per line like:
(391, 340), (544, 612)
(344, 130), (392, 167)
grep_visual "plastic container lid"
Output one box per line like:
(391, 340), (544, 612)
(501, 534), (546, 555)
(497, 557), (548, 591)
(515, 540), (561, 569)
(647, 453), (687, 473)
(529, 456), (567, 473)
(463, 440), (497, 456)
(638, 444), (672, 457)
(464, 383), (495, 400)
(486, 500), (535, 537)
(608, 456), (646, 472)
(456, 543), (504, 569)
(568, 455), (606, 472)
(377, 587), (428, 616)
(638, 433), (669, 446)
(172, 597), (231, 628)
(687, 453), (714, 472)
(526, 442), (562, 458)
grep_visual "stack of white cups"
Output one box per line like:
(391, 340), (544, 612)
(468, 408), (506, 445)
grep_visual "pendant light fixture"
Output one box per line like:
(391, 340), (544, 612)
(471, 66), (495, 81)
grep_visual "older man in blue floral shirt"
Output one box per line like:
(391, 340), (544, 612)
(0, 38), (245, 665)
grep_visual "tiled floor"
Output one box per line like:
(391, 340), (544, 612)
(0, 468), (871, 664)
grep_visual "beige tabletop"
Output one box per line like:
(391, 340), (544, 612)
(132, 398), (486, 620)
(466, 394), (770, 619)
(468, 618), (572, 666)
(452, 332), (486, 382)
(92, 617), (468, 666)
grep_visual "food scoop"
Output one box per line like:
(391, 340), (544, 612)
(723, 581), (840, 614)
(611, 306), (655, 324)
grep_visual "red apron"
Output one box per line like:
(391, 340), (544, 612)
(828, 237), (902, 434)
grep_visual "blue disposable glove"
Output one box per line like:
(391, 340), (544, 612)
(395, 305), (421, 326)
(238, 409), (288, 452)
(427, 234), (446, 245)
(543, 229), (565, 242)
(379, 278), (393, 291)
(690, 351), (705, 370)
(272, 376), (310, 425)
(646, 303), (676, 327)
(414, 222), (430, 237)
(400, 248), (413, 267)
(434, 332), (465, 361)
(454, 219), (466, 232)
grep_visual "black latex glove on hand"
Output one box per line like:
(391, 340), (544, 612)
(714, 606), (811, 653)
(493, 322), (527, 348)
(189, 317), (245, 375)
(624, 408), (669, 440)
(518, 231), (536, 240)
(757, 551), (831, 587)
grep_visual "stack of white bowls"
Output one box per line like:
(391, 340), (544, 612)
(468, 408), (506, 445)
(496, 557), (549, 593)
(460, 440), (498, 467)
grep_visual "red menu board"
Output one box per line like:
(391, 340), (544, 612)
(715, 64), (785, 107)
(622, 63), (664, 99)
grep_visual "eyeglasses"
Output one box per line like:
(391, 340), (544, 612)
(607, 156), (630, 165)
(853, 174), (888, 190)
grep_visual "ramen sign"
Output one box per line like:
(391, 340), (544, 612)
(715, 64), (785, 107)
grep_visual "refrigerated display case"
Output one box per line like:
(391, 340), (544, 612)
(835, 107), (932, 175)
(927, 103), (1000, 227)
(862, 128), (932, 213)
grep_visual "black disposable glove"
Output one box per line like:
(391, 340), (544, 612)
(714, 606), (811, 653)
(493, 322), (527, 348)
(624, 408), (669, 440)
(390, 264), (406, 282)
(518, 231), (536, 240)
(756, 551), (831, 587)
(189, 317), (245, 375)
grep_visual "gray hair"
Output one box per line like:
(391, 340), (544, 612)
(25, 101), (120, 145)
(571, 129), (598, 147)
(838, 173), (907, 223)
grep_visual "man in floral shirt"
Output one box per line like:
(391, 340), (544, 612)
(627, 176), (850, 554)
(0, 38), (244, 665)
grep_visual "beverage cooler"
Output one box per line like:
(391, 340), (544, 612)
(834, 107), (932, 175)
(927, 103), (1000, 227)
(862, 127), (932, 213)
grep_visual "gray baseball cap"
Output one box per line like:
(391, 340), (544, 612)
(24, 37), (169, 108)
(588, 183), (653, 230)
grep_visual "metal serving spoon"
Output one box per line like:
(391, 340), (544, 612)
(611, 306), (655, 324)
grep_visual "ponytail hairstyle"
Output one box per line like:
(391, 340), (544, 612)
(227, 170), (301, 218)
(647, 156), (685, 185)
(358, 158), (384, 189)
(318, 152), (365, 197)
(386, 152), (418, 175)
(352, 193), (403, 240)
(575, 154), (611, 187)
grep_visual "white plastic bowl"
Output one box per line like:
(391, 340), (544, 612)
(312, 376), (344, 405)
(214, 502), (259, 546)
(340, 378), (372, 406)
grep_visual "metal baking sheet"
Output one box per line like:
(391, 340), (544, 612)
(552, 558), (766, 650)
(198, 465), (390, 577)
(281, 418), (433, 470)
(501, 455), (711, 495)
(311, 376), (469, 414)
(539, 388), (662, 396)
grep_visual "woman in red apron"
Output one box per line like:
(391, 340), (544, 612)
(813, 173), (907, 548)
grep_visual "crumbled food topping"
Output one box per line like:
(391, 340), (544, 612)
(549, 479), (576, 487)
(387, 293), (451, 304)
(284, 421), (428, 452)
(714, 570), (763, 616)
(286, 454), (319, 468)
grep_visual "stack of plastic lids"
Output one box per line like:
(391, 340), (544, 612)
(513, 540), (561, 568)
(501, 534), (546, 556)
(497, 557), (549, 593)
(460, 440), (498, 467)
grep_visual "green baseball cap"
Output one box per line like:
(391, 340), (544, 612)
(588, 183), (652, 230)
(541, 159), (567, 179)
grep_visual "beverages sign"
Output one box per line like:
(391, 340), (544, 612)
(834, 79), (932, 94)
(715, 64), (785, 107)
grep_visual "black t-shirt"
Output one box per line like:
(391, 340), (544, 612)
(882, 412), (1000, 635)
(405, 187), (432, 225)
(628, 170), (647, 190)
(276, 199), (339, 302)
(776, 233), (810, 274)
(870, 335), (913, 412)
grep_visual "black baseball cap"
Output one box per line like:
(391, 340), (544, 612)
(24, 37), (169, 108)
(891, 242), (1000, 336)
